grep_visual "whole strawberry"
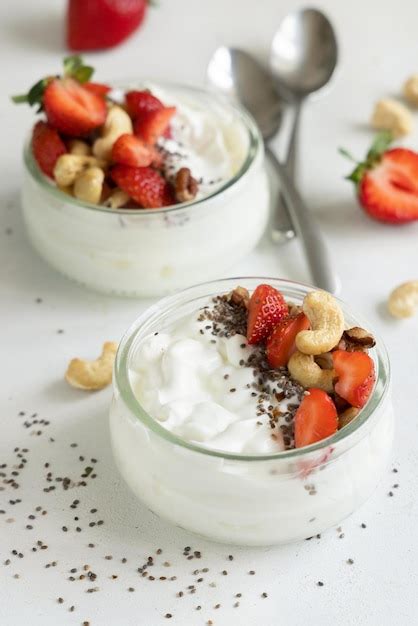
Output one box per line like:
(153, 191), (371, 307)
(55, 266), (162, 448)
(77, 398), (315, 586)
(67, 0), (149, 51)
(341, 131), (418, 223)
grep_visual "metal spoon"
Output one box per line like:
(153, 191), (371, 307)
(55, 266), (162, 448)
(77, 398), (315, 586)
(270, 7), (338, 178)
(206, 46), (339, 294)
(207, 47), (294, 241)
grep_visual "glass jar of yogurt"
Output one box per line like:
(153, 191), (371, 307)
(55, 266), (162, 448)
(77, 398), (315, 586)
(110, 277), (393, 546)
(21, 85), (269, 297)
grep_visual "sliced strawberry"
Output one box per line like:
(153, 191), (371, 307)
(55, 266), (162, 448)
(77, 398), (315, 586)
(111, 165), (174, 208)
(343, 132), (418, 223)
(125, 90), (163, 119)
(294, 388), (338, 449)
(333, 350), (375, 408)
(83, 82), (112, 98)
(266, 313), (310, 368)
(112, 134), (162, 168)
(31, 121), (67, 178)
(246, 284), (288, 345)
(134, 107), (176, 145)
(359, 149), (418, 223)
(43, 78), (107, 136)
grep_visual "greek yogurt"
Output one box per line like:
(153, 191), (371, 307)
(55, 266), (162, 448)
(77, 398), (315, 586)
(22, 84), (269, 296)
(129, 302), (303, 455)
(110, 280), (394, 545)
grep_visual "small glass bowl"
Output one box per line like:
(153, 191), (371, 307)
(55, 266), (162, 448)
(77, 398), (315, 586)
(21, 84), (269, 297)
(110, 277), (394, 546)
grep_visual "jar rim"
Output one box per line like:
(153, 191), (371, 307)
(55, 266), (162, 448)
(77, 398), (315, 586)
(23, 81), (262, 216)
(114, 277), (391, 462)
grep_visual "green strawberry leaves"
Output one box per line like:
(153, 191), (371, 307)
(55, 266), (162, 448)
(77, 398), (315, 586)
(339, 131), (394, 187)
(11, 55), (95, 110)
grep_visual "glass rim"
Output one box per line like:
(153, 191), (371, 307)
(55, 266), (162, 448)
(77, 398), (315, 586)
(23, 81), (262, 216)
(114, 277), (391, 462)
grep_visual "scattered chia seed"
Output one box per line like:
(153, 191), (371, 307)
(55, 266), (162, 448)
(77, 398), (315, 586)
(317, 581), (324, 587)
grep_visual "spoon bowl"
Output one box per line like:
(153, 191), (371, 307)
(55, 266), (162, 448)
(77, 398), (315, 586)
(207, 46), (283, 141)
(270, 8), (338, 100)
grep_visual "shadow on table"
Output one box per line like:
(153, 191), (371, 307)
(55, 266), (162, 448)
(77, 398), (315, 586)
(3, 12), (65, 53)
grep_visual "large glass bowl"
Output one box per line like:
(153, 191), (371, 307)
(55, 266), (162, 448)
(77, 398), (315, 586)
(110, 277), (393, 545)
(21, 84), (269, 297)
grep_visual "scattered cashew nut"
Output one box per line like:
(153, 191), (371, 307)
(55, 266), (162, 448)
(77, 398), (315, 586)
(65, 342), (118, 390)
(93, 105), (133, 161)
(288, 350), (335, 393)
(103, 188), (131, 209)
(388, 281), (418, 318)
(371, 98), (413, 137)
(403, 75), (418, 106)
(54, 154), (104, 187)
(73, 167), (105, 204)
(68, 139), (92, 156)
(296, 290), (344, 356)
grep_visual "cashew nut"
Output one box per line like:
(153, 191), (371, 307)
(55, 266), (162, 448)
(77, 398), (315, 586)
(296, 291), (344, 356)
(288, 350), (335, 392)
(54, 154), (104, 187)
(65, 342), (118, 390)
(93, 106), (133, 161)
(73, 167), (105, 204)
(68, 139), (92, 156)
(388, 281), (418, 318)
(338, 407), (359, 430)
(371, 98), (413, 137)
(403, 75), (418, 106)
(103, 188), (131, 209)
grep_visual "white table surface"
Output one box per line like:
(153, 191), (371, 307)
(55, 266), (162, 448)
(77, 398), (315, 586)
(1, 1), (418, 624)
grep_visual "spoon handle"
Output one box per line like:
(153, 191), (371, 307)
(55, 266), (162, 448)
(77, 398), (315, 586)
(267, 146), (295, 243)
(285, 100), (302, 177)
(271, 156), (339, 294)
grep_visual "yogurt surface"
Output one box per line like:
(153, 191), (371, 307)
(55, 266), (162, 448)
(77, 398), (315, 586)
(113, 83), (250, 200)
(130, 296), (304, 455)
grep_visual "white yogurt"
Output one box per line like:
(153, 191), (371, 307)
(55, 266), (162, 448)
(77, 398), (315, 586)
(110, 290), (394, 546)
(129, 307), (302, 455)
(22, 84), (269, 297)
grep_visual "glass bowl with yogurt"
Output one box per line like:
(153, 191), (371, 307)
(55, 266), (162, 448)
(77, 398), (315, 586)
(21, 84), (269, 297)
(110, 277), (394, 546)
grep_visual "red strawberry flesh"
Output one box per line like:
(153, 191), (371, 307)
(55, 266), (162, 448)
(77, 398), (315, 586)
(112, 134), (161, 168)
(32, 121), (67, 178)
(294, 388), (338, 448)
(134, 107), (176, 145)
(111, 165), (174, 208)
(125, 90), (164, 119)
(67, 0), (148, 51)
(246, 284), (289, 345)
(44, 78), (107, 136)
(266, 313), (310, 368)
(333, 350), (375, 408)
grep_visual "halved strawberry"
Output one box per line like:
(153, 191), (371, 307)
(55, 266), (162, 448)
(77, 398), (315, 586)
(111, 165), (174, 208)
(294, 388), (338, 449)
(83, 82), (111, 98)
(266, 313), (310, 368)
(112, 134), (162, 168)
(246, 284), (288, 345)
(134, 107), (176, 145)
(343, 132), (418, 223)
(32, 121), (67, 178)
(333, 350), (375, 408)
(43, 78), (107, 136)
(125, 90), (164, 119)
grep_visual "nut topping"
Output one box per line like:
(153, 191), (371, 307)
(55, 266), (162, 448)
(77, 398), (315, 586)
(228, 286), (250, 309)
(337, 327), (376, 351)
(175, 167), (198, 203)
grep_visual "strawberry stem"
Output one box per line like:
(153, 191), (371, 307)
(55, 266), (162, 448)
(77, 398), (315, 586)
(341, 131), (394, 187)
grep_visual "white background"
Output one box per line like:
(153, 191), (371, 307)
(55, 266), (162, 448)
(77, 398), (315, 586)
(1, 1), (418, 625)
